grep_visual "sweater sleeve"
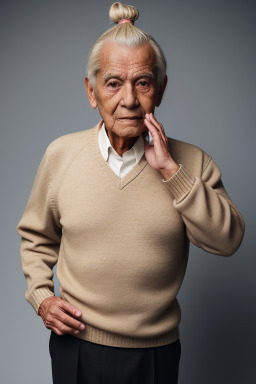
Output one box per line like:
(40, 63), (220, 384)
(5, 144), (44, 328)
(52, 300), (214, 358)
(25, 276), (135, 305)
(162, 157), (245, 256)
(16, 145), (62, 314)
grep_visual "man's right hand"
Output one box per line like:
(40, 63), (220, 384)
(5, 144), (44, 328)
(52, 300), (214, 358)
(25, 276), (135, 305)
(38, 296), (86, 336)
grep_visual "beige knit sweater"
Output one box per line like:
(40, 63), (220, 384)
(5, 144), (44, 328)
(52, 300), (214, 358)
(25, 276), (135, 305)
(16, 121), (245, 348)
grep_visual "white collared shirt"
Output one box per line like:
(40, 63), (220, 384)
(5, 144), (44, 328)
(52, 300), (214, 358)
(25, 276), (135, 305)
(98, 123), (148, 178)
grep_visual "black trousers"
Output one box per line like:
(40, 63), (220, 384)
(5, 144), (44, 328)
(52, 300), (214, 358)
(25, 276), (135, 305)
(49, 331), (181, 384)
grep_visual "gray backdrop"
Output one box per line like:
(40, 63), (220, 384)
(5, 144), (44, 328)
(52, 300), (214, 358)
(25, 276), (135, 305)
(1, 0), (255, 383)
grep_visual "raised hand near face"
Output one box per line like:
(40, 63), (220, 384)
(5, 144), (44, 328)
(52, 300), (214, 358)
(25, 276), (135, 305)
(143, 113), (180, 180)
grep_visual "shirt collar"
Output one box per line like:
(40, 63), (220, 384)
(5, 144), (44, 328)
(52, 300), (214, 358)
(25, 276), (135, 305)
(98, 122), (145, 163)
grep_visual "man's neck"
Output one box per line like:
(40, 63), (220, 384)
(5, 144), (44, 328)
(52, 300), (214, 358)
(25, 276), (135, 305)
(104, 126), (139, 157)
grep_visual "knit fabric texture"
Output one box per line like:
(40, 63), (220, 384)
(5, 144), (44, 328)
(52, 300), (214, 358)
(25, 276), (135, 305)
(16, 121), (245, 348)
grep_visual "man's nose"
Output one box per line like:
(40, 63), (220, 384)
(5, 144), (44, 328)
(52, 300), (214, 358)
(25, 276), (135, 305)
(120, 83), (139, 109)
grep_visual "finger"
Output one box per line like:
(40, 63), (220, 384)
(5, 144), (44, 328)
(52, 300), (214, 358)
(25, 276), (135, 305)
(51, 326), (63, 336)
(50, 325), (73, 337)
(56, 308), (85, 331)
(58, 299), (82, 317)
(144, 117), (171, 158)
(145, 114), (165, 144)
(44, 315), (80, 335)
(148, 113), (167, 143)
(53, 318), (81, 336)
(148, 113), (159, 126)
(148, 113), (162, 130)
(144, 117), (165, 145)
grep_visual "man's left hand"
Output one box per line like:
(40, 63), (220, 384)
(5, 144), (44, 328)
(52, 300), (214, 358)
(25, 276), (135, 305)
(143, 113), (180, 180)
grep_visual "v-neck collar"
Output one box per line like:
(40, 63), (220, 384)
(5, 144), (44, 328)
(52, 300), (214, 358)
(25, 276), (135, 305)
(89, 120), (149, 190)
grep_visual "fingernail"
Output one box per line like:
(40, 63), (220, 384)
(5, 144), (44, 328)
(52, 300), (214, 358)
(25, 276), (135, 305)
(80, 324), (85, 330)
(75, 330), (79, 334)
(75, 311), (81, 316)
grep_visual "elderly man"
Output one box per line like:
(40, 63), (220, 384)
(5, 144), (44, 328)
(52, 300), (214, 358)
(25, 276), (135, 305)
(17, 2), (245, 384)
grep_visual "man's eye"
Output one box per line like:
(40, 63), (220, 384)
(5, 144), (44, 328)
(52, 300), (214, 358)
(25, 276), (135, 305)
(138, 81), (149, 87)
(108, 82), (119, 88)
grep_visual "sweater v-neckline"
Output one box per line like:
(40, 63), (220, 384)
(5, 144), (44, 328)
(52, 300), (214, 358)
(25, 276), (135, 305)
(89, 121), (149, 190)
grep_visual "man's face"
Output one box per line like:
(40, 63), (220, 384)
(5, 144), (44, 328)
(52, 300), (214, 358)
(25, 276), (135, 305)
(85, 39), (167, 139)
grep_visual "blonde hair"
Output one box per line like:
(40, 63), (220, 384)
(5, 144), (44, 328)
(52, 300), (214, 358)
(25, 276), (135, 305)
(87, 2), (167, 88)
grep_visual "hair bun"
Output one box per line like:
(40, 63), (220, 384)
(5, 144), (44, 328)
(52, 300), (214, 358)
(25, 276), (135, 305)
(109, 2), (139, 24)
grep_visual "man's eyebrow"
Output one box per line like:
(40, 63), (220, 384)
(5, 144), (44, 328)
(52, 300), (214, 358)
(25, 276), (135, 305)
(103, 73), (124, 82)
(133, 72), (155, 80)
(103, 72), (155, 82)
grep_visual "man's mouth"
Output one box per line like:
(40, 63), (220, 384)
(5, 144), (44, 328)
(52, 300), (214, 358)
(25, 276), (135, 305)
(119, 117), (143, 120)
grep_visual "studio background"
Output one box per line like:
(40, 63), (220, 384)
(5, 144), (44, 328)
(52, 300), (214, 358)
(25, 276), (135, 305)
(1, 0), (255, 383)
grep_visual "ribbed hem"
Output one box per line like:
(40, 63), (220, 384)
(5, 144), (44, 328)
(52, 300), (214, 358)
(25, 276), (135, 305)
(27, 287), (54, 315)
(162, 165), (196, 202)
(74, 324), (180, 348)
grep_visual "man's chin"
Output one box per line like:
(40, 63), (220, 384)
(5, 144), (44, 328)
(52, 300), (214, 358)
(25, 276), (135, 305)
(113, 122), (145, 137)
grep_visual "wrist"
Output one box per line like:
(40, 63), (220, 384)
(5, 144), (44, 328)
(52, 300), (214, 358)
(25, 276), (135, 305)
(159, 161), (180, 181)
(38, 296), (54, 315)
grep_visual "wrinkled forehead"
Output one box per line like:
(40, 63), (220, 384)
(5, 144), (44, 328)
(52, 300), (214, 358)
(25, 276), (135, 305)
(97, 40), (156, 79)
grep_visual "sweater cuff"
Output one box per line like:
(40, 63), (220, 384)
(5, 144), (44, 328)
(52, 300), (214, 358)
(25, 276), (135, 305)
(161, 164), (196, 202)
(27, 287), (55, 315)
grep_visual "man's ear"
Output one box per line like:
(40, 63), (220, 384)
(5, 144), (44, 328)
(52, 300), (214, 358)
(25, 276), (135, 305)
(85, 77), (98, 109)
(155, 75), (168, 107)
